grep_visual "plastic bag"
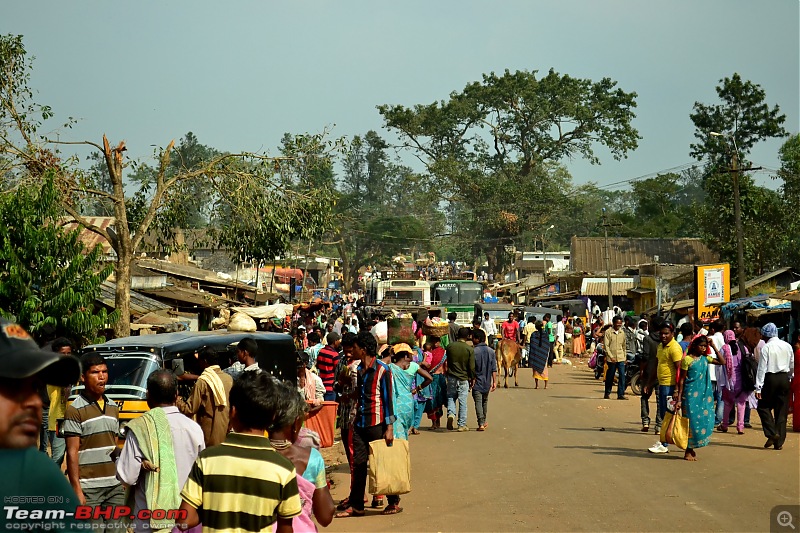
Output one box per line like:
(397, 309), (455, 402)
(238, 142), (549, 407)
(588, 352), (598, 369)
(371, 322), (388, 344)
(368, 439), (411, 495)
(660, 411), (689, 450)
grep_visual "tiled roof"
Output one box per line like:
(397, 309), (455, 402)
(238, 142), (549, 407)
(570, 237), (718, 272)
(63, 216), (115, 256)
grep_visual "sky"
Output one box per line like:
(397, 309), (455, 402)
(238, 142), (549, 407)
(3, 0), (798, 190)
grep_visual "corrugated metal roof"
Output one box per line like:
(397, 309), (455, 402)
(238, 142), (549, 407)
(570, 237), (718, 272)
(581, 278), (635, 296)
(138, 286), (233, 309)
(138, 259), (252, 290)
(97, 281), (171, 317)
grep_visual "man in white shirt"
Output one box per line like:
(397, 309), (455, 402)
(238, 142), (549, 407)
(117, 370), (205, 532)
(554, 315), (565, 364)
(481, 312), (498, 347)
(707, 320), (725, 426)
(755, 322), (794, 450)
(237, 337), (261, 372)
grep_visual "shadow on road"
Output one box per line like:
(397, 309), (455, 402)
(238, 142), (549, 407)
(553, 444), (672, 458)
(561, 426), (645, 435)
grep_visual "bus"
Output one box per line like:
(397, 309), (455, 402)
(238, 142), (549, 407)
(430, 279), (484, 326)
(365, 278), (431, 306)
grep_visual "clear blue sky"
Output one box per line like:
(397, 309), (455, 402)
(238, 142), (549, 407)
(3, 0), (798, 188)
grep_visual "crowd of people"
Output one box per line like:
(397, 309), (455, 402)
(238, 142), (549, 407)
(583, 313), (796, 461)
(1, 296), (797, 531)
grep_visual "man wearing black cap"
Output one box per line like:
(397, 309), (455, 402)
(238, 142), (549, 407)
(0, 319), (81, 529)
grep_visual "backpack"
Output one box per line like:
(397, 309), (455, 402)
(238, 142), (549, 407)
(740, 353), (758, 392)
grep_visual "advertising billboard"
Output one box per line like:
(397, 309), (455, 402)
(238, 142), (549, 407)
(694, 263), (730, 321)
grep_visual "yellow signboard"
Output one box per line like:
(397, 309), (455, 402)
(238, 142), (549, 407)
(694, 263), (731, 322)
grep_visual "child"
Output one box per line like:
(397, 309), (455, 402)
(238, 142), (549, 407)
(179, 372), (302, 533)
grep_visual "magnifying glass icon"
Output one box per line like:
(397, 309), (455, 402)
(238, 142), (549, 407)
(778, 511), (796, 530)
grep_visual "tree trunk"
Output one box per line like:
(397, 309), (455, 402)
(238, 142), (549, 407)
(114, 254), (132, 338)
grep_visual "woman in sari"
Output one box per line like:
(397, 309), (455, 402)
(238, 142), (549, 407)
(422, 336), (448, 430)
(572, 318), (586, 357)
(676, 335), (726, 461)
(529, 321), (552, 389)
(719, 329), (749, 434)
(268, 382), (335, 531)
(388, 344), (433, 439)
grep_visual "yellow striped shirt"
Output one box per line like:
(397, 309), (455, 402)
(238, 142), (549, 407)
(181, 432), (301, 532)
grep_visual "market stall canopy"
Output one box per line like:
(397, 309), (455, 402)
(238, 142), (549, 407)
(231, 304), (294, 320)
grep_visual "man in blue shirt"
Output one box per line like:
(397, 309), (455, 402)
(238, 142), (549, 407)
(470, 329), (497, 432)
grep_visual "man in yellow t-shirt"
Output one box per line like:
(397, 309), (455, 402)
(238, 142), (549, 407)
(522, 317), (537, 345)
(649, 322), (684, 454)
(46, 338), (74, 467)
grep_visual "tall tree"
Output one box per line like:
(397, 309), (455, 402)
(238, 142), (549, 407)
(689, 73), (788, 282)
(0, 34), (334, 336)
(333, 131), (442, 288)
(0, 173), (115, 343)
(379, 69), (640, 275)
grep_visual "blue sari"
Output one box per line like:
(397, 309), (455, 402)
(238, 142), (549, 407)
(681, 355), (715, 449)
(389, 363), (414, 440)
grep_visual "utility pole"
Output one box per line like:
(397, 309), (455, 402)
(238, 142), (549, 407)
(601, 209), (621, 311)
(710, 131), (760, 298)
(730, 149), (747, 297)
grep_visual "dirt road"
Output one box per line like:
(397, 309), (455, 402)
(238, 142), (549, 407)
(325, 363), (799, 532)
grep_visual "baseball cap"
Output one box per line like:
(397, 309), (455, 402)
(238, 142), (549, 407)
(0, 319), (81, 385)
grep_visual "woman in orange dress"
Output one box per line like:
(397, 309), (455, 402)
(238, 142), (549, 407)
(572, 318), (586, 357)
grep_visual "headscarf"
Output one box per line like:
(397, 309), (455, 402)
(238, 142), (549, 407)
(722, 330), (736, 380)
(761, 323), (778, 338)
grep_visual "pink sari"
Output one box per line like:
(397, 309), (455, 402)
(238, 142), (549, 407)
(273, 474), (317, 532)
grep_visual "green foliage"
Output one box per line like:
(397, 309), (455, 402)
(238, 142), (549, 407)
(333, 131), (444, 287)
(690, 73), (788, 165)
(378, 69), (640, 275)
(690, 73), (789, 278)
(0, 173), (116, 343)
(778, 134), (800, 266)
(212, 132), (339, 266)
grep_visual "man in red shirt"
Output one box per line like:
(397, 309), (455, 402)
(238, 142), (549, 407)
(317, 332), (341, 401)
(501, 313), (520, 345)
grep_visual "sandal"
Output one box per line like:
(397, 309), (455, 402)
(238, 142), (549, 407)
(382, 505), (403, 515)
(410, 428), (420, 435)
(336, 498), (350, 511)
(335, 507), (365, 518)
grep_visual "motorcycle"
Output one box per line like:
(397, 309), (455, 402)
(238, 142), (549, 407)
(593, 344), (606, 380)
(625, 353), (644, 396)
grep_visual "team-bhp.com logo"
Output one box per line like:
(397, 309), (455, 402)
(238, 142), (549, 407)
(4, 503), (187, 529)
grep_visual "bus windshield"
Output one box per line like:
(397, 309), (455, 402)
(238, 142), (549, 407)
(432, 281), (482, 305)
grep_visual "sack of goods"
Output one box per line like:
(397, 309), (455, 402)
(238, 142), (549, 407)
(228, 312), (257, 332)
(368, 440), (411, 496)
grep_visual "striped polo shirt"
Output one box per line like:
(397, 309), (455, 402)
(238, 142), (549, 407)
(181, 432), (302, 532)
(63, 394), (120, 490)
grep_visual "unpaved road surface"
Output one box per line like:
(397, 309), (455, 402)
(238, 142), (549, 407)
(325, 363), (799, 532)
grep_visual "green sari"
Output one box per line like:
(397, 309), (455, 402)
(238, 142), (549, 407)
(681, 355), (715, 449)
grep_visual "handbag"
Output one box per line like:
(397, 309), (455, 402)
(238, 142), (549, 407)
(588, 351), (598, 369)
(660, 410), (690, 450)
(368, 439), (411, 495)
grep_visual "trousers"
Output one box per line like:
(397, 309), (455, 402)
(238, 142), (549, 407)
(757, 372), (791, 448)
(348, 424), (399, 511)
(472, 389), (490, 427)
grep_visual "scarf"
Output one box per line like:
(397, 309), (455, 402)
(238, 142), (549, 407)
(198, 365), (227, 407)
(125, 408), (180, 532)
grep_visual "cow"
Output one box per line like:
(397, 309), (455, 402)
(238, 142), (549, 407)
(496, 339), (522, 388)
